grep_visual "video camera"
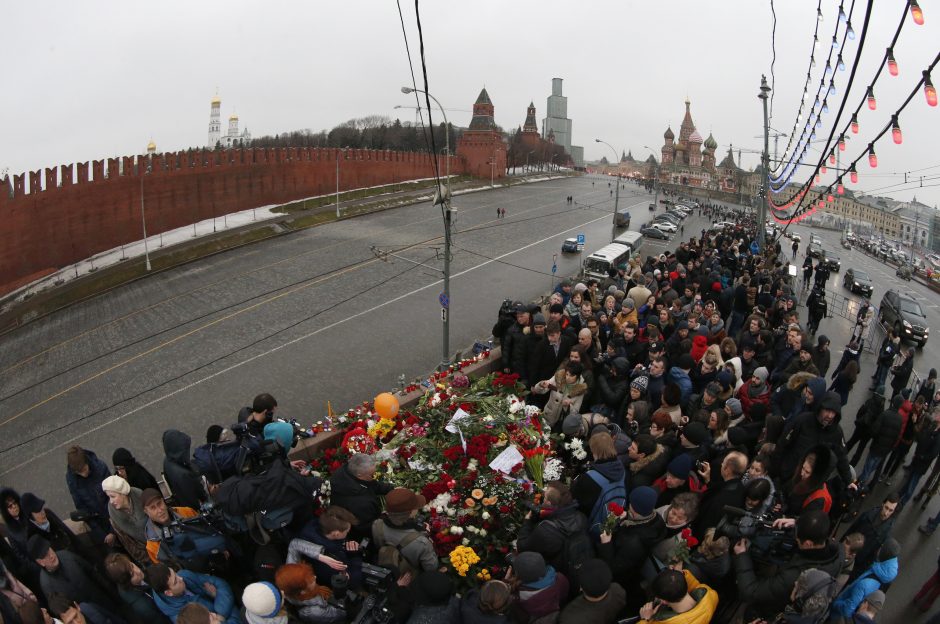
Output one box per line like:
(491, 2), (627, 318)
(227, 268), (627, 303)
(715, 506), (796, 565)
(348, 564), (395, 624)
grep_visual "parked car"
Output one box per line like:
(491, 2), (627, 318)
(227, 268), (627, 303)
(640, 226), (671, 240)
(667, 209), (689, 219)
(712, 221), (736, 229)
(807, 243), (824, 258)
(821, 251), (841, 272)
(655, 213), (683, 225)
(842, 268), (873, 296)
(651, 221), (677, 233)
(561, 237), (580, 253)
(810, 234), (822, 246)
(880, 289), (929, 347)
(896, 264), (913, 280)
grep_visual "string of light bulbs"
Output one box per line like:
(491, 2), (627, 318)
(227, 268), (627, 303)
(768, 0), (874, 213)
(772, 0), (930, 220)
(770, 0), (851, 182)
(775, 50), (938, 225)
(769, 1), (859, 193)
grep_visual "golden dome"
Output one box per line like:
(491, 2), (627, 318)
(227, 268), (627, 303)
(229, 112), (239, 121)
(211, 94), (221, 105)
(147, 139), (156, 151)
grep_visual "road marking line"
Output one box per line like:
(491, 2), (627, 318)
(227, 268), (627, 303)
(0, 211), (615, 474)
(1, 186), (573, 412)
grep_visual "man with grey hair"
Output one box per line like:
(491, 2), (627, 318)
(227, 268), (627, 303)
(329, 453), (393, 540)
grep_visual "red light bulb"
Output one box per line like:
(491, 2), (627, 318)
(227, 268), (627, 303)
(829, 152), (836, 165)
(887, 48), (899, 76)
(828, 194), (834, 203)
(817, 199), (825, 209)
(868, 145), (877, 168)
(911, 0), (924, 25)
(925, 72), (938, 106)
(821, 164), (827, 174)
(867, 87), (877, 110)
(850, 167), (858, 183)
(837, 182), (844, 195)
(891, 116), (903, 144)
(839, 137), (846, 151)
(814, 175), (820, 184)
(851, 114), (859, 134)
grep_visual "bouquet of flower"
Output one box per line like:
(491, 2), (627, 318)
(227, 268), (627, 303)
(669, 527), (700, 564)
(449, 545), (481, 577)
(523, 446), (550, 489)
(602, 501), (625, 534)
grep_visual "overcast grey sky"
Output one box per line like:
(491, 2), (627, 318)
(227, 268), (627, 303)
(2, 1), (937, 208)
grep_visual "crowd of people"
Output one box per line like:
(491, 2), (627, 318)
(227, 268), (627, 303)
(1, 210), (939, 624)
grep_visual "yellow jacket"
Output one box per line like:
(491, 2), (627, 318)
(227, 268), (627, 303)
(639, 570), (718, 624)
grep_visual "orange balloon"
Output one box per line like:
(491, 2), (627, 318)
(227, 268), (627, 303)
(374, 392), (400, 420)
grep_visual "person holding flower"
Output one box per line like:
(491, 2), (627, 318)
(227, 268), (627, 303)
(598, 486), (667, 593)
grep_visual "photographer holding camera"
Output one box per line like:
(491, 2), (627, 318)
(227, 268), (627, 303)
(732, 509), (843, 618)
(141, 488), (232, 574)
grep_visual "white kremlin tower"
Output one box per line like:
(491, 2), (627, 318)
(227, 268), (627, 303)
(207, 93), (250, 148)
(207, 93), (222, 148)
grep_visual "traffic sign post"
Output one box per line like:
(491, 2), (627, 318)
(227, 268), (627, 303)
(441, 308), (448, 323)
(438, 292), (449, 309)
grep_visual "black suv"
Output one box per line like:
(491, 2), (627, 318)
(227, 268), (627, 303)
(842, 268), (873, 297)
(807, 243), (823, 259)
(820, 251), (841, 272)
(880, 290), (929, 347)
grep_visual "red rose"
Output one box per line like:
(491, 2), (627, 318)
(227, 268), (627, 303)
(607, 502), (625, 516)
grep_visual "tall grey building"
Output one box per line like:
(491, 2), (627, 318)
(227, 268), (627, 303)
(541, 78), (583, 167)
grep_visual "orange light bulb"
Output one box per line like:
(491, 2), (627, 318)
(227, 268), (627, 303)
(851, 114), (859, 134)
(868, 145), (877, 168)
(867, 87), (877, 110)
(850, 167), (858, 183)
(925, 72), (938, 107)
(910, 1), (924, 25)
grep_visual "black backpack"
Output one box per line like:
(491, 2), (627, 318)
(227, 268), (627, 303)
(543, 519), (595, 591)
(491, 299), (516, 339)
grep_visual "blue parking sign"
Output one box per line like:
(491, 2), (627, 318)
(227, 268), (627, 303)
(577, 233), (585, 245)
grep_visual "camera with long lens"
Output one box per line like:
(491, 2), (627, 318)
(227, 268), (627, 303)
(349, 564), (395, 624)
(715, 505), (796, 565)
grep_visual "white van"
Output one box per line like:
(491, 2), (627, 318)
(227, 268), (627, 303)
(583, 243), (632, 280)
(612, 231), (645, 254)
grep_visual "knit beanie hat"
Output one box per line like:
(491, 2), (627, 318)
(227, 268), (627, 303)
(264, 421), (294, 454)
(631, 376), (649, 393)
(242, 582), (282, 618)
(725, 398), (743, 417)
(512, 551), (547, 585)
(864, 590), (885, 609)
(629, 486), (658, 517)
(579, 559), (613, 598)
(666, 454), (692, 480)
(19, 493), (45, 515)
(705, 382), (722, 397)
(877, 538), (900, 561)
(753, 367), (769, 383)
(101, 475), (130, 495)
(717, 370), (734, 391)
(682, 422), (710, 446)
(562, 413), (584, 438)
(624, 298), (636, 310)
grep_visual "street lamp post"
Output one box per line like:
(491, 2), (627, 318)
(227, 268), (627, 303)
(596, 139), (621, 240)
(757, 76), (772, 252)
(140, 164), (152, 272)
(401, 86), (453, 372)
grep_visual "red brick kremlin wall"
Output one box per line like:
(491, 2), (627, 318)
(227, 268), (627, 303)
(0, 147), (465, 298)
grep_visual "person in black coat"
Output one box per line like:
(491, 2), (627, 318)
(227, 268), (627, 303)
(160, 430), (205, 509)
(111, 448), (159, 493)
(846, 392), (885, 466)
(516, 482), (590, 577)
(890, 347), (915, 399)
(65, 446), (113, 545)
(857, 395), (904, 488)
(501, 304), (532, 381)
(691, 451), (748, 540)
(328, 454), (394, 541)
(527, 321), (574, 400)
(597, 486), (666, 591)
(772, 392), (853, 487)
(592, 357), (631, 418)
(899, 416), (940, 506)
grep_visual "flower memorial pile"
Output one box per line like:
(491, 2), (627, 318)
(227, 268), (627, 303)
(304, 365), (558, 583)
